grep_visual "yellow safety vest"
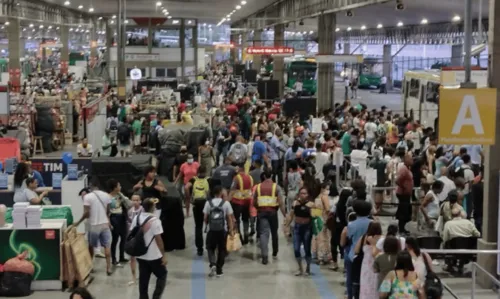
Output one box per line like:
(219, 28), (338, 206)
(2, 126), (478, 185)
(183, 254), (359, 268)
(256, 183), (278, 207)
(232, 173), (253, 200)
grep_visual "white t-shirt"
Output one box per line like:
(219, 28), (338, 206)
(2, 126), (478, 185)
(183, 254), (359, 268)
(203, 198), (233, 231)
(381, 76), (387, 84)
(77, 143), (93, 156)
(437, 176), (456, 202)
(344, 79), (350, 87)
(364, 122), (377, 140)
(314, 152), (330, 181)
(294, 82), (303, 92)
(130, 212), (163, 261)
(376, 236), (406, 251)
(83, 191), (111, 226)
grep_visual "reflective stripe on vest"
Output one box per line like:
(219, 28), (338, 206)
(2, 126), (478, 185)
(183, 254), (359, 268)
(257, 182), (278, 207)
(233, 173), (253, 200)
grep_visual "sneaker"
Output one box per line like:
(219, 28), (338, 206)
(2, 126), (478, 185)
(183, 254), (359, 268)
(329, 262), (339, 271)
(294, 271), (303, 276)
(208, 266), (216, 277)
(119, 258), (129, 263)
(197, 249), (203, 257)
(262, 256), (269, 265)
(216, 271), (224, 278)
(95, 252), (106, 258)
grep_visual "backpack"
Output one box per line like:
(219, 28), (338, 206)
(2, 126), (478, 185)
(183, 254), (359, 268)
(125, 213), (154, 257)
(208, 199), (226, 231)
(117, 125), (130, 143)
(109, 118), (118, 131)
(192, 177), (209, 200)
(423, 254), (443, 298)
(231, 143), (245, 163)
(450, 165), (465, 180)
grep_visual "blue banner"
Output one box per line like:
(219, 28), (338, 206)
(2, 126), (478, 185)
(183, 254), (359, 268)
(67, 164), (78, 180)
(52, 173), (63, 189)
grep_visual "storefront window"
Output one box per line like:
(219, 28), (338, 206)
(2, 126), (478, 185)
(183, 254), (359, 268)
(153, 29), (180, 47)
(126, 28), (149, 46)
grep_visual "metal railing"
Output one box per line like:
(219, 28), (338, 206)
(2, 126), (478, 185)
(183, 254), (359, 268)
(442, 281), (463, 299)
(471, 262), (500, 299)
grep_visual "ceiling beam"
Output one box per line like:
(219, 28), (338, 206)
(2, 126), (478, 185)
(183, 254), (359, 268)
(233, 0), (392, 31)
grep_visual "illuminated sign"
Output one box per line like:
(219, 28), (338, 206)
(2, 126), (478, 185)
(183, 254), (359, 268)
(246, 46), (294, 55)
(130, 68), (143, 80)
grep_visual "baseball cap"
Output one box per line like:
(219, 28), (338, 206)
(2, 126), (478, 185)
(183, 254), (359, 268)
(266, 132), (273, 139)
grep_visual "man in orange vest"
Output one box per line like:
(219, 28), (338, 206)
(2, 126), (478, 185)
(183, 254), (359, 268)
(229, 162), (254, 245)
(253, 170), (286, 265)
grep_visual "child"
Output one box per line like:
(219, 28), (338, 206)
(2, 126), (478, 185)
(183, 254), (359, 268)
(127, 193), (143, 285)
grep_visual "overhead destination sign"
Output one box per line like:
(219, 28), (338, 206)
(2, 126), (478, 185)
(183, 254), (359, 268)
(246, 46), (294, 55)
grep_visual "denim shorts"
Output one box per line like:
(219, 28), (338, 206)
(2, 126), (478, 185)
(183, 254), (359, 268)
(89, 224), (112, 248)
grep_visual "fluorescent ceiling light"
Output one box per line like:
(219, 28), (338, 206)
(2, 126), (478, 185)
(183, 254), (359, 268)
(309, 30), (313, 34)
(397, 21), (403, 27)
(421, 18), (428, 24)
(335, 28), (340, 32)
(236, 5), (241, 9)
(360, 25), (366, 30)
(188, 20), (192, 24)
(209, 28), (212, 31)
(78, 5), (83, 9)
(124, 20), (129, 24)
(69, 28), (73, 31)
(56, 27), (59, 29)
(377, 24), (383, 28)
(112, 15), (116, 19)
(64, 1), (70, 5)
(110, 20), (114, 24)
(203, 23), (206, 26)
(5, 22), (9, 25)
(48, 26), (52, 29)
(98, 17), (102, 20)
(347, 27), (352, 31)
(452, 15), (461, 22)
(89, 7), (94, 12)
(29, 23), (33, 27)
(167, 16), (172, 19)
(156, 1), (162, 6)
(39, 25), (44, 28)
(241, 1), (247, 4)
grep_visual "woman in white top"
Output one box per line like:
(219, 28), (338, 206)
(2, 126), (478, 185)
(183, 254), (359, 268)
(405, 237), (433, 287)
(419, 180), (444, 234)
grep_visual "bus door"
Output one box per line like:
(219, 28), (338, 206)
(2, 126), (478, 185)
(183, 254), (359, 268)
(403, 79), (410, 114)
(419, 83), (426, 124)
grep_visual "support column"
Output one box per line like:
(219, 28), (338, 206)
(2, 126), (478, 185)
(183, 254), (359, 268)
(230, 33), (237, 63)
(478, 0), (500, 288)
(60, 25), (70, 74)
(180, 19), (186, 81)
(7, 17), (21, 91)
(252, 30), (262, 73)
(317, 13), (336, 111)
(343, 43), (351, 55)
(193, 20), (199, 76)
(451, 44), (464, 67)
(90, 20), (99, 74)
(274, 24), (285, 99)
(147, 18), (153, 77)
(383, 44), (392, 90)
(116, 2), (126, 101)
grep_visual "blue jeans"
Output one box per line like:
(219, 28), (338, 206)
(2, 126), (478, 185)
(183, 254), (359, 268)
(293, 223), (312, 264)
(345, 258), (353, 299)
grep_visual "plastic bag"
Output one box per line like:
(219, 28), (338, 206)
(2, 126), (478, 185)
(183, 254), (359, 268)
(3, 252), (35, 275)
(226, 233), (242, 252)
(0, 271), (33, 297)
(312, 217), (324, 236)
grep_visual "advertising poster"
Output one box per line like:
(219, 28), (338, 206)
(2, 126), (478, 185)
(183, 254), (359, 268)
(30, 158), (92, 186)
(0, 229), (60, 280)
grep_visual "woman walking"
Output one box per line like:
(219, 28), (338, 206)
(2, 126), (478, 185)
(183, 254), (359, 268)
(358, 222), (383, 299)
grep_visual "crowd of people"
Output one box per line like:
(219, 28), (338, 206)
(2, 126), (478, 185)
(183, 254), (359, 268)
(55, 63), (486, 299)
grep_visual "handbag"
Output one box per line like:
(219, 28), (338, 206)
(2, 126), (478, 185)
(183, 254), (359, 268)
(422, 253), (443, 298)
(226, 233), (242, 252)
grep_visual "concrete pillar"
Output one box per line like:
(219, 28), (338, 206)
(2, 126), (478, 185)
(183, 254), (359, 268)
(180, 19), (186, 81)
(230, 33), (237, 63)
(90, 20), (99, 72)
(60, 25), (70, 74)
(478, 0), (500, 288)
(451, 44), (464, 67)
(147, 18), (153, 77)
(7, 17), (21, 91)
(343, 43), (351, 55)
(274, 24), (285, 99)
(252, 30), (262, 72)
(383, 44), (392, 89)
(193, 20), (199, 76)
(317, 13), (336, 111)
(116, 16), (126, 100)
(105, 19), (113, 78)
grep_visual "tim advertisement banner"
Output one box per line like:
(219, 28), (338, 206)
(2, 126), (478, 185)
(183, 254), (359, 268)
(30, 158), (92, 186)
(0, 229), (61, 280)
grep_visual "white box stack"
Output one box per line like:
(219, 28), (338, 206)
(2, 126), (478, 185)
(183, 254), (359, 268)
(12, 202), (29, 228)
(26, 206), (42, 227)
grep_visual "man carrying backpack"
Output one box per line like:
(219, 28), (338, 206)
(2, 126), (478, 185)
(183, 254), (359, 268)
(228, 135), (248, 165)
(128, 198), (167, 299)
(191, 165), (210, 256)
(117, 120), (132, 157)
(203, 185), (234, 277)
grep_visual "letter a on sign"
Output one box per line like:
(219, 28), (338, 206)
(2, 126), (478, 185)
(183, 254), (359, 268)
(438, 88), (497, 145)
(451, 95), (484, 135)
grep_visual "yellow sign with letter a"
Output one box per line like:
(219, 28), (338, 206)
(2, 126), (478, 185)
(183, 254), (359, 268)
(438, 88), (497, 145)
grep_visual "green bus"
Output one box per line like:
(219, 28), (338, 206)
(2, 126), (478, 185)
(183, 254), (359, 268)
(262, 60), (317, 94)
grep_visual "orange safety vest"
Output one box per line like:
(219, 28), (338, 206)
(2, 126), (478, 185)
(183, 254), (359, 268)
(256, 180), (278, 209)
(231, 173), (253, 205)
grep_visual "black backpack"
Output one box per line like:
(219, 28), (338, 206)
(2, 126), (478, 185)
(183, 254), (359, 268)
(208, 199), (225, 231)
(423, 253), (443, 298)
(125, 213), (154, 257)
(109, 119), (118, 131)
(117, 125), (130, 143)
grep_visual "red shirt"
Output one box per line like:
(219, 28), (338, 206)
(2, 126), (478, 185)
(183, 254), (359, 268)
(180, 161), (200, 184)
(226, 104), (238, 117)
(178, 102), (187, 113)
(396, 165), (414, 195)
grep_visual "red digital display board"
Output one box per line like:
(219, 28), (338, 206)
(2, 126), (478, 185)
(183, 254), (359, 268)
(246, 46), (294, 55)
